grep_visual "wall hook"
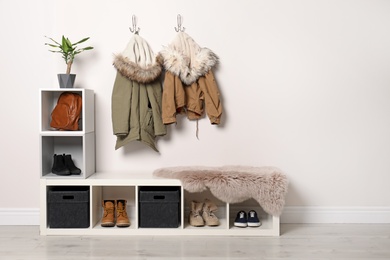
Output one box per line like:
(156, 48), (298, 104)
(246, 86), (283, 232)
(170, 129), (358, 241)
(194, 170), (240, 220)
(174, 14), (185, 32)
(129, 15), (140, 35)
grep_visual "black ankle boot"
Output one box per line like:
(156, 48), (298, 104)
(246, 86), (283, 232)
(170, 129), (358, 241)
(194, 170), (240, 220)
(52, 154), (71, 175)
(63, 154), (81, 175)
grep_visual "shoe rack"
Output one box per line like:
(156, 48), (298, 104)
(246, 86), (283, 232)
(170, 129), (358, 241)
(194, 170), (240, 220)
(40, 172), (280, 236)
(39, 89), (279, 236)
(39, 89), (95, 179)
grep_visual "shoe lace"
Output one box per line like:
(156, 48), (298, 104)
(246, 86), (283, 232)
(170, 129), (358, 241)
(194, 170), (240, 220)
(192, 211), (202, 218)
(117, 205), (127, 217)
(191, 208), (203, 218)
(104, 208), (114, 217)
(204, 208), (217, 218)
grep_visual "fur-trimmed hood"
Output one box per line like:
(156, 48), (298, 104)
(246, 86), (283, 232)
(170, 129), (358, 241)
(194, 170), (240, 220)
(113, 35), (162, 84)
(158, 32), (218, 85)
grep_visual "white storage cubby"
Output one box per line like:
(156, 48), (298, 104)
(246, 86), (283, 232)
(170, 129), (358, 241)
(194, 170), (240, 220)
(40, 172), (280, 236)
(91, 185), (137, 230)
(40, 89), (94, 133)
(39, 89), (95, 179)
(38, 88), (280, 236)
(183, 190), (228, 231)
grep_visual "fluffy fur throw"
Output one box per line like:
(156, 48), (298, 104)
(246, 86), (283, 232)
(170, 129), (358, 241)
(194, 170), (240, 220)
(153, 166), (288, 216)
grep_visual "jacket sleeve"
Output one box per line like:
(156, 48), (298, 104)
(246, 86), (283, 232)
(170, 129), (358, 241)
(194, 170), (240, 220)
(112, 72), (132, 136)
(146, 81), (167, 136)
(162, 71), (185, 124)
(198, 70), (222, 124)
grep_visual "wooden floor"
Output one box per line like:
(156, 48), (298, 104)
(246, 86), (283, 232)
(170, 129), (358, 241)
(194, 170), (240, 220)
(0, 224), (389, 259)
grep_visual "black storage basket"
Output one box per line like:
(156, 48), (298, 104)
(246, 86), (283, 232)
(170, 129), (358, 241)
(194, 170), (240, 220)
(139, 186), (181, 228)
(48, 186), (90, 228)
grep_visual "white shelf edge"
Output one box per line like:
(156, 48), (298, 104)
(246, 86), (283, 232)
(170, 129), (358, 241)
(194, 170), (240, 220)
(40, 131), (92, 136)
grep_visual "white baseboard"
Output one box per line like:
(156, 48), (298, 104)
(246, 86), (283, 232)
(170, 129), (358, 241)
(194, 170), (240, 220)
(1, 207), (389, 225)
(0, 208), (40, 225)
(281, 206), (390, 223)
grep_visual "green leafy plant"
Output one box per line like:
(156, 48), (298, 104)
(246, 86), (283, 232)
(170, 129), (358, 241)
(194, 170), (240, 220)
(45, 35), (94, 74)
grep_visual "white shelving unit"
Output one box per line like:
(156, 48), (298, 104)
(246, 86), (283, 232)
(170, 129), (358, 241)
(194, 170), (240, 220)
(38, 89), (280, 236)
(39, 89), (95, 179)
(40, 172), (280, 236)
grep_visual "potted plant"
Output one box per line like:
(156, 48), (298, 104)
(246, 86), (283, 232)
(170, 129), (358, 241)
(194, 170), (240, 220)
(45, 35), (93, 88)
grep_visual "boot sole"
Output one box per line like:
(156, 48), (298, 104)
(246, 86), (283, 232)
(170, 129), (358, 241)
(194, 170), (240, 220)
(190, 223), (205, 227)
(52, 171), (71, 176)
(189, 220), (205, 227)
(116, 223), (130, 227)
(205, 223), (220, 226)
(101, 222), (115, 227)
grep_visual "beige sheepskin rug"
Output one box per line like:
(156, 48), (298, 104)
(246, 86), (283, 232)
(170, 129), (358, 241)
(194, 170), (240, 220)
(153, 165), (288, 216)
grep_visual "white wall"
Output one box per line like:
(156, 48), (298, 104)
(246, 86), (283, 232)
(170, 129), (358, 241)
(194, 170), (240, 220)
(1, 0), (390, 221)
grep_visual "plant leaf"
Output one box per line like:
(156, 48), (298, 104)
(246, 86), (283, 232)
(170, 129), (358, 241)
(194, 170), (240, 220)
(45, 43), (60, 48)
(61, 36), (69, 52)
(44, 36), (61, 45)
(65, 37), (72, 48)
(73, 37), (90, 45)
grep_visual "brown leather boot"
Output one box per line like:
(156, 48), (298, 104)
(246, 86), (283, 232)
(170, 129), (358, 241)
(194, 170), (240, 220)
(189, 200), (204, 227)
(116, 199), (130, 227)
(101, 200), (115, 227)
(202, 199), (220, 226)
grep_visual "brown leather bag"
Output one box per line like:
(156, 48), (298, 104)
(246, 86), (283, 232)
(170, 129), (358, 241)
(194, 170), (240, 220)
(50, 92), (82, 131)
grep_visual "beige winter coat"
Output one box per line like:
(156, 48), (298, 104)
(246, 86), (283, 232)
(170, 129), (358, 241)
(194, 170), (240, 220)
(158, 32), (222, 125)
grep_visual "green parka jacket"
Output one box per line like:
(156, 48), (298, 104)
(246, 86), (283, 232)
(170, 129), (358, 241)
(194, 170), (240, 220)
(112, 35), (166, 152)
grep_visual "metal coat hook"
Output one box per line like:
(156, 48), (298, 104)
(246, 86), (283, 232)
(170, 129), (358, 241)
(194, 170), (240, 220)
(174, 14), (185, 32)
(129, 15), (140, 34)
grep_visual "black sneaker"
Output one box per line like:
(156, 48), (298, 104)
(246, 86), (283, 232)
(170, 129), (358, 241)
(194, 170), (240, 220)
(234, 211), (247, 227)
(247, 210), (261, 227)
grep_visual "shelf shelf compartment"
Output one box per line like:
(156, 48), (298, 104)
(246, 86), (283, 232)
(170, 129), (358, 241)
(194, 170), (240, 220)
(39, 88), (94, 133)
(40, 133), (95, 179)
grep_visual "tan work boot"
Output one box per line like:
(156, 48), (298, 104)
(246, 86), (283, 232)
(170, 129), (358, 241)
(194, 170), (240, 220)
(116, 199), (130, 227)
(189, 200), (204, 227)
(101, 200), (115, 227)
(202, 199), (220, 226)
